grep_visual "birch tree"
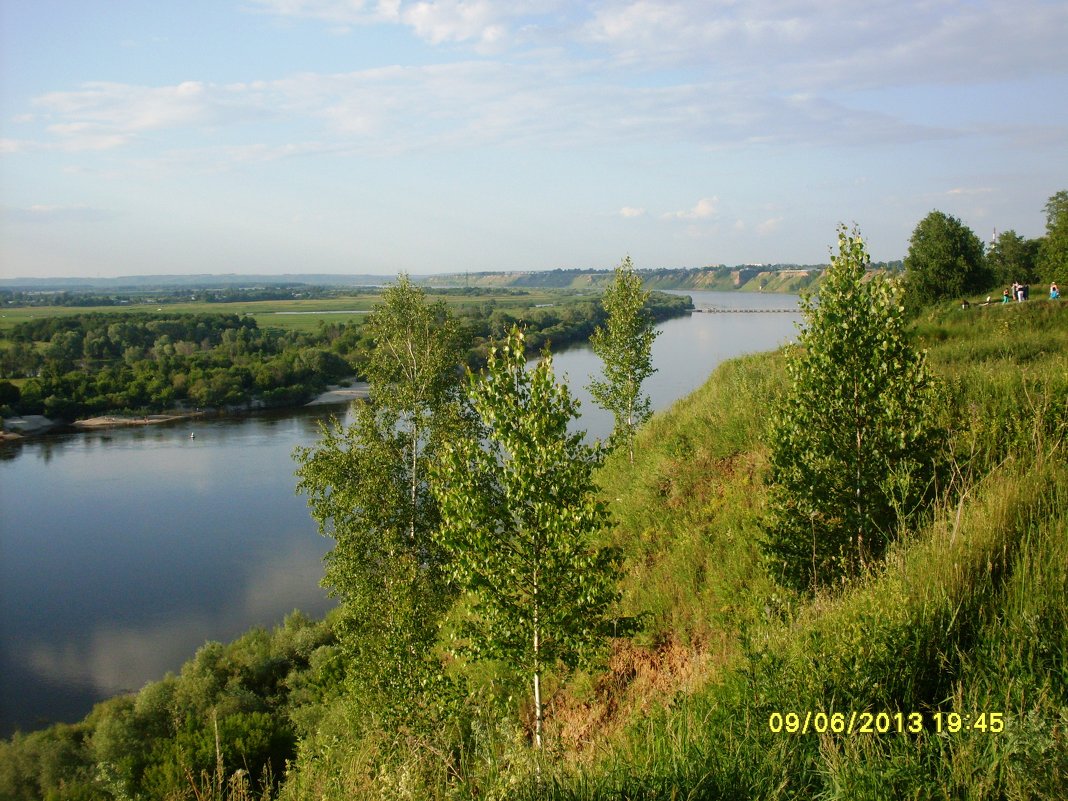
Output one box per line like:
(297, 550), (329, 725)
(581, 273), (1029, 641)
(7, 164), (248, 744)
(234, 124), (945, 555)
(589, 256), (658, 463)
(431, 327), (623, 750)
(763, 227), (943, 591)
(294, 276), (468, 726)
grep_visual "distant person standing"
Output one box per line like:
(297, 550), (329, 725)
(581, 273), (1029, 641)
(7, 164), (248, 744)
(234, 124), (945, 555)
(1003, 288), (1011, 303)
(1052, 282), (1061, 300)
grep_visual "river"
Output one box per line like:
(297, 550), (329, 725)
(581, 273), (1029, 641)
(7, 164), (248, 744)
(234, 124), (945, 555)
(0, 290), (801, 735)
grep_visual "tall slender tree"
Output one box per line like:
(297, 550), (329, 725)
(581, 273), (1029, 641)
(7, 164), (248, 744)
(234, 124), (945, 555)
(431, 327), (623, 750)
(763, 227), (943, 591)
(1038, 190), (1068, 285)
(294, 275), (468, 727)
(589, 256), (659, 462)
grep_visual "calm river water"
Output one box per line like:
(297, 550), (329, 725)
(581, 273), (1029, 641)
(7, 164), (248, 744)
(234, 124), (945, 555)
(0, 291), (800, 735)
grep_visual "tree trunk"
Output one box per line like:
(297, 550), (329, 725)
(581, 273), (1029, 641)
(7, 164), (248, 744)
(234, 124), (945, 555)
(410, 425), (418, 543)
(533, 667), (542, 750)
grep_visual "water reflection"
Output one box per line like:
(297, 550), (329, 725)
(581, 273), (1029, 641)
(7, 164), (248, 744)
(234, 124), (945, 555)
(22, 541), (329, 697)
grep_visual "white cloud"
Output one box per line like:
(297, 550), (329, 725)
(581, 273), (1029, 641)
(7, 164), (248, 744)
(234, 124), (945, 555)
(403, 0), (504, 45)
(756, 216), (783, 235)
(578, 0), (1068, 90)
(665, 196), (719, 220)
(248, 0), (556, 46)
(246, 0), (397, 26)
(7, 1), (1063, 172)
(619, 206), (645, 218)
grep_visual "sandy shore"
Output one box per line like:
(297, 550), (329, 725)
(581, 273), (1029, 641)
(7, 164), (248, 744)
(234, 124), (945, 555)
(305, 382), (370, 406)
(72, 412), (203, 429)
(5, 382), (367, 439)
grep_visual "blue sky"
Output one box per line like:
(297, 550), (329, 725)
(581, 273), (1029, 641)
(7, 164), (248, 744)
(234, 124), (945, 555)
(2, 0), (1066, 278)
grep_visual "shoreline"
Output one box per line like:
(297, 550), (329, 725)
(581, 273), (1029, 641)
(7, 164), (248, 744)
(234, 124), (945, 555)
(1, 381), (369, 442)
(71, 411), (206, 429)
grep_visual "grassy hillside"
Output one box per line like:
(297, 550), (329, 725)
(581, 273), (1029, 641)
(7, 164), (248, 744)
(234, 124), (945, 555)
(3, 300), (1065, 800)
(538, 299), (1068, 799)
(277, 298), (1066, 799)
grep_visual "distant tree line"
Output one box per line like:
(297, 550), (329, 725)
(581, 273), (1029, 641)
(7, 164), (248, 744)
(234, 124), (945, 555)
(1, 285), (348, 308)
(0, 292), (690, 421)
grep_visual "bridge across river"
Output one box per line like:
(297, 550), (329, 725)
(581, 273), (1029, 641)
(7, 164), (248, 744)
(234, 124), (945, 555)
(693, 306), (799, 313)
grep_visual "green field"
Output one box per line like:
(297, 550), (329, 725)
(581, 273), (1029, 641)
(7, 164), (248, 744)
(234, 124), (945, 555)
(0, 289), (572, 337)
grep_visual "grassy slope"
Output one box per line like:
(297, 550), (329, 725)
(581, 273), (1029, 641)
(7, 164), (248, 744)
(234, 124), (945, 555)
(532, 299), (1068, 799)
(276, 299), (1066, 800)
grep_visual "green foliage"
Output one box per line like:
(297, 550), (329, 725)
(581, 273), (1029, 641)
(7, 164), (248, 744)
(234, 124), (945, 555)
(1038, 189), (1068, 284)
(904, 210), (989, 307)
(0, 312), (352, 418)
(764, 227), (943, 591)
(294, 276), (469, 732)
(987, 229), (1040, 287)
(432, 327), (625, 748)
(589, 256), (659, 463)
(1, 611), (336, 800)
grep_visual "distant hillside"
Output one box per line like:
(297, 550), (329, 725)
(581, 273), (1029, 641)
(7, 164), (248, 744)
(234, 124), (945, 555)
(420, 264), (853, 292)
(3, 262), (906, 295)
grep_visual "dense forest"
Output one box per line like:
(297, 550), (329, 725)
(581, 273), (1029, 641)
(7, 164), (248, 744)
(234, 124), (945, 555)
(0, 291), (691, 422)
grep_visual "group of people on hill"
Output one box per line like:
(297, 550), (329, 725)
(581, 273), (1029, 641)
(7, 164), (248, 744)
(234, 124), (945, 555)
(1000, 281), (1060, 303)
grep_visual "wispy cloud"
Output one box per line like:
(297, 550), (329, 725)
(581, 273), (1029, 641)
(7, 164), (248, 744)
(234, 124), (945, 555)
(665, 196), (719, 221)
(20, 0), (1036, 167)
(4, 204), (114, 223)
(247, 0), (564, 47)
(247, 1), (1068, 90)
(755, 216), (784, 235)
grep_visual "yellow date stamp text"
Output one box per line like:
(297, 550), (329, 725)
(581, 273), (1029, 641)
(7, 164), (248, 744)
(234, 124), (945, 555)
(767, 711), (1005, 735)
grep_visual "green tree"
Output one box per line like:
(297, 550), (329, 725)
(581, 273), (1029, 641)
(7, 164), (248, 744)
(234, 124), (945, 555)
(294, 276), (468, 728)
(987, 229), (1040, 287)
(763, 226), (943, 591)
(903, 210), (987, 307)
(589, 256), (659, 463)
(1038, 190), (1068, 285)
(431, 327), (623, 750)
